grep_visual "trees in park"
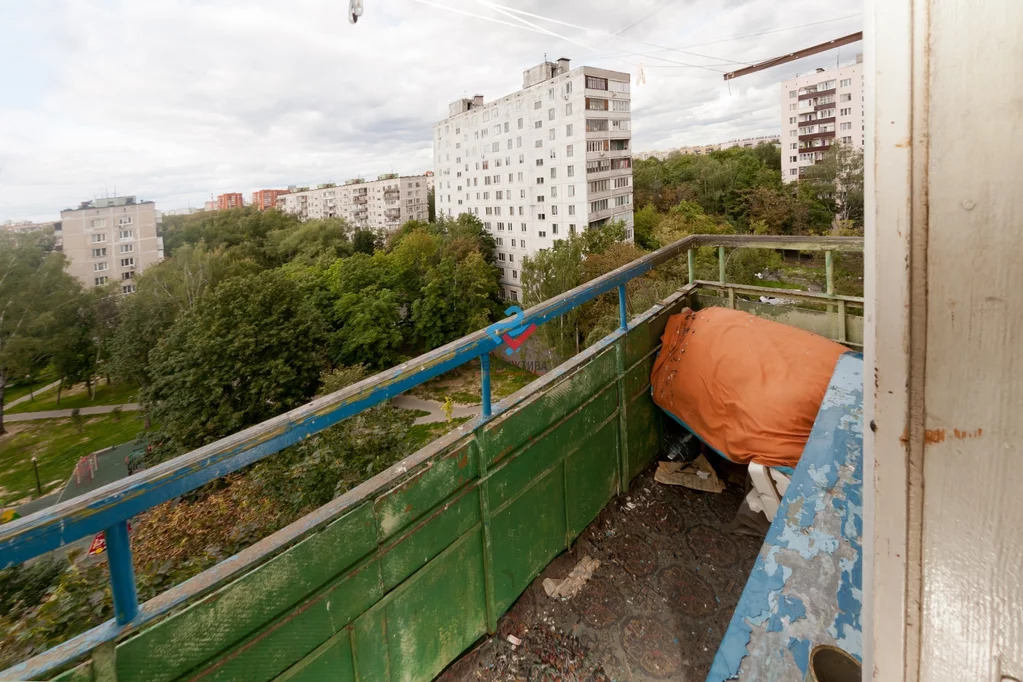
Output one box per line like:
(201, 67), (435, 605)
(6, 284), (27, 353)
(0, 233), (82, 433)
(145, 270), (328, 450)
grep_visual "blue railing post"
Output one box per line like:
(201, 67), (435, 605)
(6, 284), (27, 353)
(105, 520), (139, 625)
(618, 284), (628, 331)
(480, 352), (492, 419)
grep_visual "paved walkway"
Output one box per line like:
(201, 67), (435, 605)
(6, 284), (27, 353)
(3, 380), (62, 409)
(391, 395), (480, 425)
(5, 403), (140, 423)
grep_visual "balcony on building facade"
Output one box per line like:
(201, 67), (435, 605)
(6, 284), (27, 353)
(799, 87), (836, 101)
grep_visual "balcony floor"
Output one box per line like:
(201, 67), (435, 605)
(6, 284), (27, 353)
(440, 461), (762, 681)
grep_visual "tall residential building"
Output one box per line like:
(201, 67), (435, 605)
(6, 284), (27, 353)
(251, 189), (286, 211)
(434, 59), (634, 302)
(780, 55), (864, 182)
(216, 193), (245, 210)
(58, 197), (163, 292)
(275, 174), (431, 229)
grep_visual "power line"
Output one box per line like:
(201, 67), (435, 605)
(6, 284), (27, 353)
(677, 13), (862, 49)
(612, 0), (679, 37)
(473, 1), (731, 72)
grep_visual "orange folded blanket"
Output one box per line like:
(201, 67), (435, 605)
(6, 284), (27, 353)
(651, 306), (846, 469)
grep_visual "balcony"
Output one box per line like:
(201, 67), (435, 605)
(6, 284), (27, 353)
(353, 194), (369, 205)
(0, 235), (864, 682)
(799, 88), (835, 101)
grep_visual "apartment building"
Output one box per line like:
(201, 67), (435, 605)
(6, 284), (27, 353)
(251, 189), (286, 211)
(58, 197), (163, 292)
(275, 174), (431, 229)
(780, 55), (864, 182)
(636, 135), (781, 161)
(434, 59), (634, 301)
(216, 193), (245, 210)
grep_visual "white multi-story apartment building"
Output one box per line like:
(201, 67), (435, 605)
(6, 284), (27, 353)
(434, 59), (634, 301)
(58, 197), (163, 292)
(276, 174), (431, 230)
(780, 55), (864, 182)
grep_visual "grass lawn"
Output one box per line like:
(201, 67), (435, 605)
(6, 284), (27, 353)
(403, 417), (471, 452)
(411, 356), (539, 405)
(0, 412), (148, 506)
(2, 371), (58, 406)
(7, 381), (140, 414)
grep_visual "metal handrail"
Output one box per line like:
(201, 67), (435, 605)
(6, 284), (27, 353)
(0, 233), (862, 678)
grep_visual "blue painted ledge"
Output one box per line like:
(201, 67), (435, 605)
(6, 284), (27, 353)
(708, 352), (864, 681)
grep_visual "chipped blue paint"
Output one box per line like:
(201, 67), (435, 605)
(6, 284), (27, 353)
(708, 352), (864, 681)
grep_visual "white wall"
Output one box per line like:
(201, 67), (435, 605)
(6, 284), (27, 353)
(865, 0), (1023, 679)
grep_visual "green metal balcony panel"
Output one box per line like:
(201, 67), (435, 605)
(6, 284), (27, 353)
(114, 503), (379, 681)
(374, 443), (476, 541)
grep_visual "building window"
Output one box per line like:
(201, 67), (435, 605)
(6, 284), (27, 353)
(591, 198), (609, 212)
(122, 284), (136, 294)
(548, 108), (555, 120)
(567, 165), (575, 177)
(790, 156), (798, 163)
(585, 97), (608, 111)
(614, 195), (631, 207)
(566, 144), (574, 157)
(534, 120), (542, 129)
(90, 218), (107, 229)
(840, 107), (852, 116)
(535, 140), (543, 148)
(565, 103), (573, 116)
(551, 224), (558, 235)
(790, 142), (797, 150)
(586, 119), (609, 133)
(94, 262), (109, 272)
(549, 128), (555, 141)
(789, 117), (797, 124)
(840, 122), (852, 130)
(789, 90), (796, 98)
(840, 78), (852, 87)
(840, 93), (852, 102)
(118, 216), (133, 226)
(611, 100), (630, 112)
(789, 103), (797, 111)
(586, 76), (608, 90)
(121, 257), (135, 268)
(565, 124), (573, 136)
(91, 233), (107, 243)
(789, 169), (798, 176)
(517, 117), (523, 129)
(94, 277), (108, 286)
(92, 247), (107, 257)
(568, 205), (575, 215)
(550, 168), (557, 179)
(538, 231), (546, 237)
(121, 271), (133, 280)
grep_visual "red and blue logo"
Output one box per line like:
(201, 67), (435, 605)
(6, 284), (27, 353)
(486, 306), (537, 356)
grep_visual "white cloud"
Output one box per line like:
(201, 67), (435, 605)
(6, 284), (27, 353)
(0, 0), (861, 221)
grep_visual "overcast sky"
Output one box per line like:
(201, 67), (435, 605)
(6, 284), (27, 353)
(0, 0), (861, 222)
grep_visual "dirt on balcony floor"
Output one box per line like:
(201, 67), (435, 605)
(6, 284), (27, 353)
(439, 462), (763, 682)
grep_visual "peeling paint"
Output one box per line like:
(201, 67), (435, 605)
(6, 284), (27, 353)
(709, 353), (864, 681)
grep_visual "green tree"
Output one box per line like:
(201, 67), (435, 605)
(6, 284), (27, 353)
(352, 228), (379, 255)
(632, 204), (659, 250)
(331, 286), (404, 368)
(799, 144), (865, 229)
(269, 218), (353, 264)
(427, 187), (436, 222)
(51, 292), (97, 404)
(411, 252), (500, 348)
(145, 270), (328, 450)
(0, 233), (81, 433)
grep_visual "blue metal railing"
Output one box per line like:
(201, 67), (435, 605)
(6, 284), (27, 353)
(0, 234), (861, 678)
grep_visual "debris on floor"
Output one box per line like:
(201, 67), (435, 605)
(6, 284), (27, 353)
(654, 454), (725, 493)
(543, 555), (600, 599)
(439, 462), (762, 681)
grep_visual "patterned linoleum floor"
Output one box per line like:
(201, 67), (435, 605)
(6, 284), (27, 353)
(439, 462), (762, 681)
